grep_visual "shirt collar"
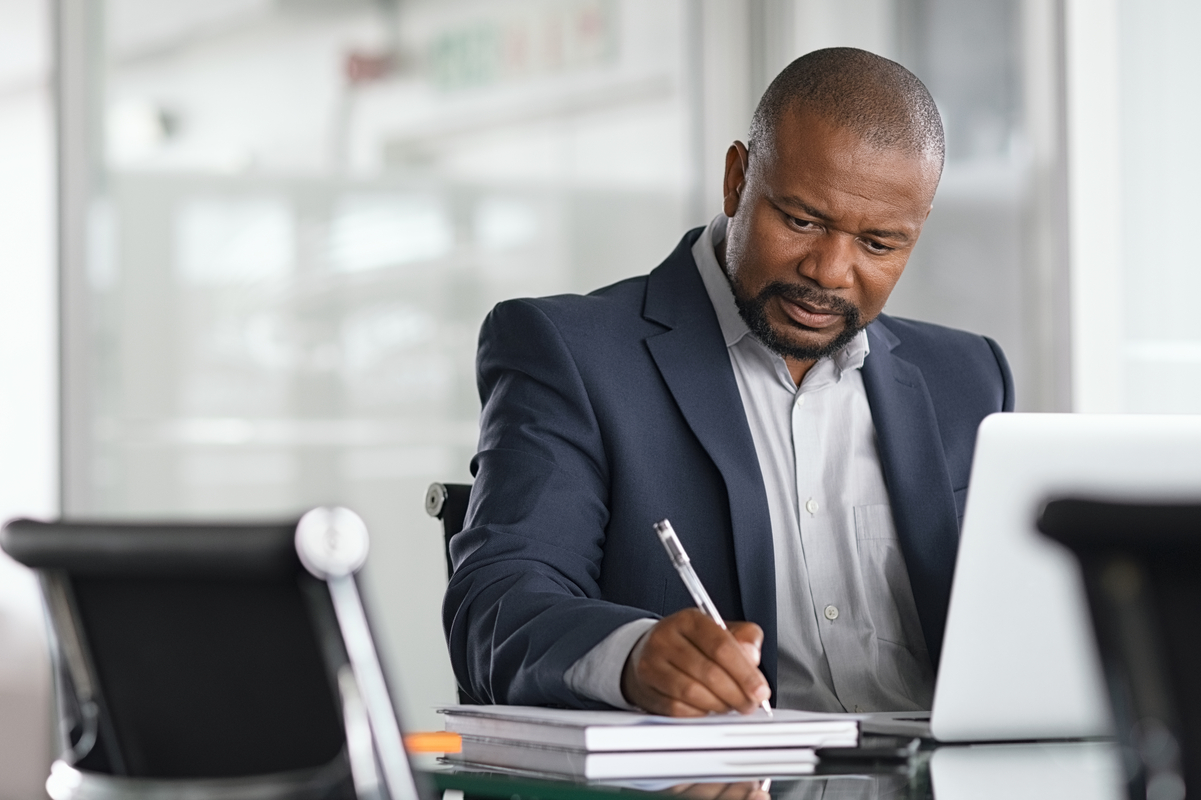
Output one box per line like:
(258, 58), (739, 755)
(692, 215), (751, 348)
(692, 214), (870, 376)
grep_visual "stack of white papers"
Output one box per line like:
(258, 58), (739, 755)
(440, 705), (860, 780)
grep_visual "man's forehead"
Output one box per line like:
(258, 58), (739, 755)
(752, 111), (940, 210)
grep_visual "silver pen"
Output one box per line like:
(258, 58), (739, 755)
(653, 519), (773, 717)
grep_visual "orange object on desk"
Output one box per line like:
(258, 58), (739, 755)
(403, 731), (462, 754)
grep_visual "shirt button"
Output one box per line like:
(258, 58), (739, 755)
(796, 395), (805, 407)
(805, 498), (819, 515)
(824, 604), (839, 621)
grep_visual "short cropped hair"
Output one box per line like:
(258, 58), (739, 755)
(748, 47), (945, 170)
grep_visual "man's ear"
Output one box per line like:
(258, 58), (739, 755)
(722, 141), (749, 217)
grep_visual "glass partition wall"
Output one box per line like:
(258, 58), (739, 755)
(59, 0), (1067, 727)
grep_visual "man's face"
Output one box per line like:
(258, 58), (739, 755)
(721, 109), (939, 365)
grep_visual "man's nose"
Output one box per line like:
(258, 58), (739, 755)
(798, 232), (856, 290)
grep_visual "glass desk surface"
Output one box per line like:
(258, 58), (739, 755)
(426, 740), (1125, 800)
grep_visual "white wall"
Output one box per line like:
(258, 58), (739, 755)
(1066, 0), (1201, 413)
(1115, 0), (1201, 412)
(0, 0), (58, 796)
(1065, 0), (1122, 412)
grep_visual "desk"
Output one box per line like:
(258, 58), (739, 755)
(428, 741), (1124, 800)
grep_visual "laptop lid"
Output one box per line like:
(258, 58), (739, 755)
(931, 413), (1201, 742)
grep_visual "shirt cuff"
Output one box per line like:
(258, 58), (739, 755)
(564, 618), (658, 710)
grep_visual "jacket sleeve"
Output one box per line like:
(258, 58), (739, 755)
(442, 299), (656, 707)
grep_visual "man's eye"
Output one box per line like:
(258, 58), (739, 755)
(791, 217), (816, 229)
(864, 239), (892, 254)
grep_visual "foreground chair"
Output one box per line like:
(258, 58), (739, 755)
(1, 508), (426, 800)
(1040, 498), (1201, 800)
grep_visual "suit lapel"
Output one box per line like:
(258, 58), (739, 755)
(861, 319), (959, 665)
(643, 231), (779, 691)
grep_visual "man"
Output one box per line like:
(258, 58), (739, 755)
(444, 48), (1013, 716)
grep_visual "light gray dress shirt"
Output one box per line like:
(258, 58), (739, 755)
(565, 216), (934, 712)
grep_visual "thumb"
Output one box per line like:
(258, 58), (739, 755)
(739, 641), (761, 666)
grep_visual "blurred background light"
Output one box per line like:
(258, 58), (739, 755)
(329, 196), (454, 272)
(176, 198), (295, 284)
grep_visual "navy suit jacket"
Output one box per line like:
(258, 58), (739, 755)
(443, 229), (1015, 707)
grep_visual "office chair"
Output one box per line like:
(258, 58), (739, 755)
(424, 483), (476, 704)
(1039, 498), (1201, 800)
(1, 509), (425, 800)
(424, 483), (472, 579)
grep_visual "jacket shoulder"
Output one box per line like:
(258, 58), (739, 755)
(873, 314), (992, 352)
(486, 227), (702, 334)
(873, 313), (1014, 410)
(487, 275), (651, 334)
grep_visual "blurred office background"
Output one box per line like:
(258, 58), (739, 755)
(0, 0), (1197, 796)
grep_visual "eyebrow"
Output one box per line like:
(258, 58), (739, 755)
(777, 195), (913, 244)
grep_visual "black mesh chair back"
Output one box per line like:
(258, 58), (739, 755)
(1040, 499), (1201, 800)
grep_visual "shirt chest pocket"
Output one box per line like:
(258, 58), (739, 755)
(854, 503), (899, 541)
(853, 503), (919, 651)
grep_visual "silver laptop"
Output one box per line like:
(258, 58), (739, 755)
(893, 413), (1201, 742)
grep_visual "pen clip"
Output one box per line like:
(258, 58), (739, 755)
(653, 520), (690, 568)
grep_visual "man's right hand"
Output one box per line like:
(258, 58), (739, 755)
(620, 608), (771, 716)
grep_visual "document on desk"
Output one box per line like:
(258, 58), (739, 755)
(439, 705), (860, 751)
(447, 738), (819, 780)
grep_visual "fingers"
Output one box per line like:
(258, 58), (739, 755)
(645, 646), (746, 714)
(671, 616), (767, 711)
(620, 609), (772, 716)
(668, 782), (770, 800)
(729, 621), (764, 666)
(633, 680), (712, 718)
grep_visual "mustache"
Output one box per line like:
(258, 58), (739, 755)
(755, 281), (861, 323)
(731, 277), (866, 363)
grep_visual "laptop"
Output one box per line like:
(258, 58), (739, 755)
(881, 413), (1201, 743)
